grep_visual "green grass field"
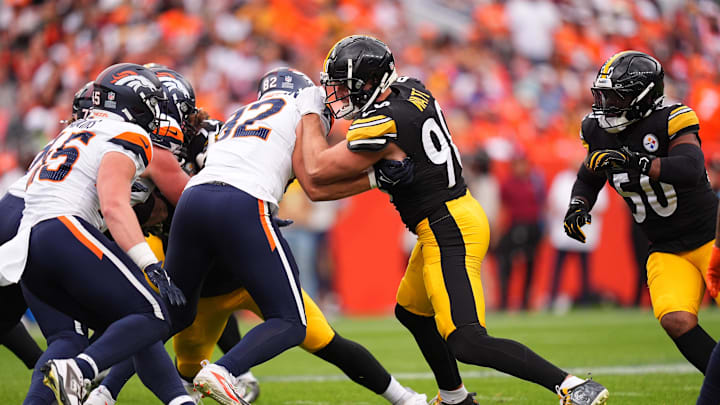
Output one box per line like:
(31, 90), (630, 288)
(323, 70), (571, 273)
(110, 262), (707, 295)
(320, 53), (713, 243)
(2, 307), (718, 404)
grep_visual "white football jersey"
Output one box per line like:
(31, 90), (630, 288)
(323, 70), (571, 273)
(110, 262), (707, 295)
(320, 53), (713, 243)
(187, 93), (300, 207)
(22, 112), (153, 230)
(6, 173), (28, 199)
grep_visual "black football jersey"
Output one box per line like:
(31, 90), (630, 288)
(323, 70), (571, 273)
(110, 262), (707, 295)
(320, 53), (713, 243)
(580, 104), (717, 253)
(346, 77), (466, 231)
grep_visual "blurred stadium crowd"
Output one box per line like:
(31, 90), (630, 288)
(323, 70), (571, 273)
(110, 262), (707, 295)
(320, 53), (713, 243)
(2, 0), (720, 310)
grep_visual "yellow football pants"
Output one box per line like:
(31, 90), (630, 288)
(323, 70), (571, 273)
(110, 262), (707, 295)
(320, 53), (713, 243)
(173, 288), (334, 378)
(396, 191), (490, 340)
(647, 239), (720, 320)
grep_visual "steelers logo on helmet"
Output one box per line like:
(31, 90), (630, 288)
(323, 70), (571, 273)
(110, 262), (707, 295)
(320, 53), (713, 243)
(590, 50), (665, 133)
(643, 134), (659, 153)
(321, 35), (398, 120)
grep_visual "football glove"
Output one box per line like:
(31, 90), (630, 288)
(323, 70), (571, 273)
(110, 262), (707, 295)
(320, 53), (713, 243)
(585, 147), (653, 175)
(274, 218), (294, 227)
(144, 262), (186, 306)
(371, 157), (415, 191)
(296, 86), (332, 134)
(563, 197), (592, 243)
(706, 245), (720, 298)
(621, 146), (653, 175)
(585, 149), (627, 172)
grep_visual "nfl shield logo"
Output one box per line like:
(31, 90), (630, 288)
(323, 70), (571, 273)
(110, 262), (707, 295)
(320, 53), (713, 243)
(643, 134), (659, 153)
(108, 92), (116, 101)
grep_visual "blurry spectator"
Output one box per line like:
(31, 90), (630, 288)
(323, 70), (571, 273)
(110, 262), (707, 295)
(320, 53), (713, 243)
(496, 150), (545, 310)
(465, 148), (500, 237)
(506, 0), (560, 64)
(707, 155), (720, 197)
(546, 162), (608, 313)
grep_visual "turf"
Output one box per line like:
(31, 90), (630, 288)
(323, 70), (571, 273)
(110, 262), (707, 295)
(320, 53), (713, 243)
(2, 307), (719, 404)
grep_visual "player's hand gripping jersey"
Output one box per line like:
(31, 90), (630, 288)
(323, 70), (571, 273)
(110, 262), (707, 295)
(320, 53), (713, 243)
(345, 77), (466, 230)
(580, 104), (717, 253)
(187, 92), (299, 207)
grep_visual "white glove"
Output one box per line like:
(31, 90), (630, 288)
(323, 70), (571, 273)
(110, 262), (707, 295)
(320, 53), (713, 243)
(296, 86), (333, 135)
(296, 86), (327, 116)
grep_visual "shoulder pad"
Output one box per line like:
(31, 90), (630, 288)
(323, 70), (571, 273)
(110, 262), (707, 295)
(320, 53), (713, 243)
(346, 113), (397, 152)
(667, 104), (699, 140)
(109, 131), (153, 166)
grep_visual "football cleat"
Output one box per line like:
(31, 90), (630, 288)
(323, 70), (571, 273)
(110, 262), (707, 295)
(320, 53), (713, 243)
(193, 360), (249, 405)
(395, 386), (427, 405)
(234, 371), (260, 403)
(428, 392), (478, 405)
(181, 378), (203, 404)
(83, 384), (116, 405)
(41, 359), (89, 405)
(557, 379), (609, 405)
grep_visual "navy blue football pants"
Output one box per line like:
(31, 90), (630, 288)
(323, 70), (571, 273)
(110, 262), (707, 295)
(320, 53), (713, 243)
(165, 183), (306, 374)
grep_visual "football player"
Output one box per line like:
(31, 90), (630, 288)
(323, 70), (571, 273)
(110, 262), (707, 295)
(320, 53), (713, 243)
(296, 35), (609, 405)
(0, 82), (94, 404)
(0, 63), (195, 405)
(566, 51), (719, 376)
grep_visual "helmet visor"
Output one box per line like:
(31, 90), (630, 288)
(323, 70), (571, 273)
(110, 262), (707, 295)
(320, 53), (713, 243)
(591, 87), (632, 117)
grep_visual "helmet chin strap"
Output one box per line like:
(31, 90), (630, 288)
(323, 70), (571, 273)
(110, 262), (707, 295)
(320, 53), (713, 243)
(358, 69), (398, 114)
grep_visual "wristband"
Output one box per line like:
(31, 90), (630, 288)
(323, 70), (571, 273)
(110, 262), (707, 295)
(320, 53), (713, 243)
(127, 242), (158, 270)
(368, 169), (378, 189)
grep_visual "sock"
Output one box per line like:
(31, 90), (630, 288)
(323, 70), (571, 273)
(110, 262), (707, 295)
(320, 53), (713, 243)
(75, 355), (97, 380)
(102, 358), (136, 399)
(216, 318), (304, 375)
(698, 341), (720, 405)
(238, 370), (256, 381)
(438, 385), (468, 404)
(447, 324), (568, 392)
(0, 323), (43, 369)
(381, 376), (407, 404)
(672, 324), (716, 374)
(134, 341), (192, 404)
(394, 304), (462, 390)
(83, 313), (169, 375)
(559, 375), (585, 391)
(217, 315), (242, 354)
(313, 334), (391, 394)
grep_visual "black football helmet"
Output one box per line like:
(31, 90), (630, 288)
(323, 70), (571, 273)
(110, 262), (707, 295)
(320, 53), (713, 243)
(321, 35), (398, 119)
(257, 67), (314, 99)
(591, 50), (664, 133)
(92, 63), (166, 133)
(71, 81), (94, 122)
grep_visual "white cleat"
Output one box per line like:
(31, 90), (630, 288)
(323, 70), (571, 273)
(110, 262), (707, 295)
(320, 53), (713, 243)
(181, 379), (203, 404)
(557, 379), (609, 405)
(395, 387), (428, 405)
(83, 385), (115, 405)
(41, 359), (89, 405)
(234, 371), (260, 403)
(193, 361), (249, 405)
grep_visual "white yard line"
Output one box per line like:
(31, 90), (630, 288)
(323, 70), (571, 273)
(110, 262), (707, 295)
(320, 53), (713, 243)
(260, 363), (697, 383)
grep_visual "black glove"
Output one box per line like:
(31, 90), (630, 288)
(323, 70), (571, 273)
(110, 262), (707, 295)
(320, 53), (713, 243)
(144, 262), (186, 306)
(585, 149), (628, 172)
(373, 157), (414, 190)
(620, 146), (653, 175)
(274, 218), (294, 227)
(183, 119), (224, 173)
(563, 197), (592, 243)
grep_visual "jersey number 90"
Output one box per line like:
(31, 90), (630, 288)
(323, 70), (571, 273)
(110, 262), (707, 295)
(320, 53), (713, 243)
(421, 100), (462, 188)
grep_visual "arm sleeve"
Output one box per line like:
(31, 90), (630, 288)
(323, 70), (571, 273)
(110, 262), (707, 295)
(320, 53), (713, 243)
(657, 142), (705, 187)
(570, 164), (607, 210)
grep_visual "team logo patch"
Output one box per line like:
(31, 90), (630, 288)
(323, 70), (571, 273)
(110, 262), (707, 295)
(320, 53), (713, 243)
(643, 134), (659, 152)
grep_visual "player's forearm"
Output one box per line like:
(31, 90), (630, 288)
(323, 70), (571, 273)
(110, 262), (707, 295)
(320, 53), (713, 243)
(653, 143), (705, 186)
(300, 114), (354, 184)
(103, 201), (148, 252)
(301, 173), (370, 201)
(571, 164), (606, 210)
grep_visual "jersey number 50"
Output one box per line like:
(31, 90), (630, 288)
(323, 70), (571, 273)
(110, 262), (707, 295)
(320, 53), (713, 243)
(421, 100), (462, 188)
(612, 172), (677, 222)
